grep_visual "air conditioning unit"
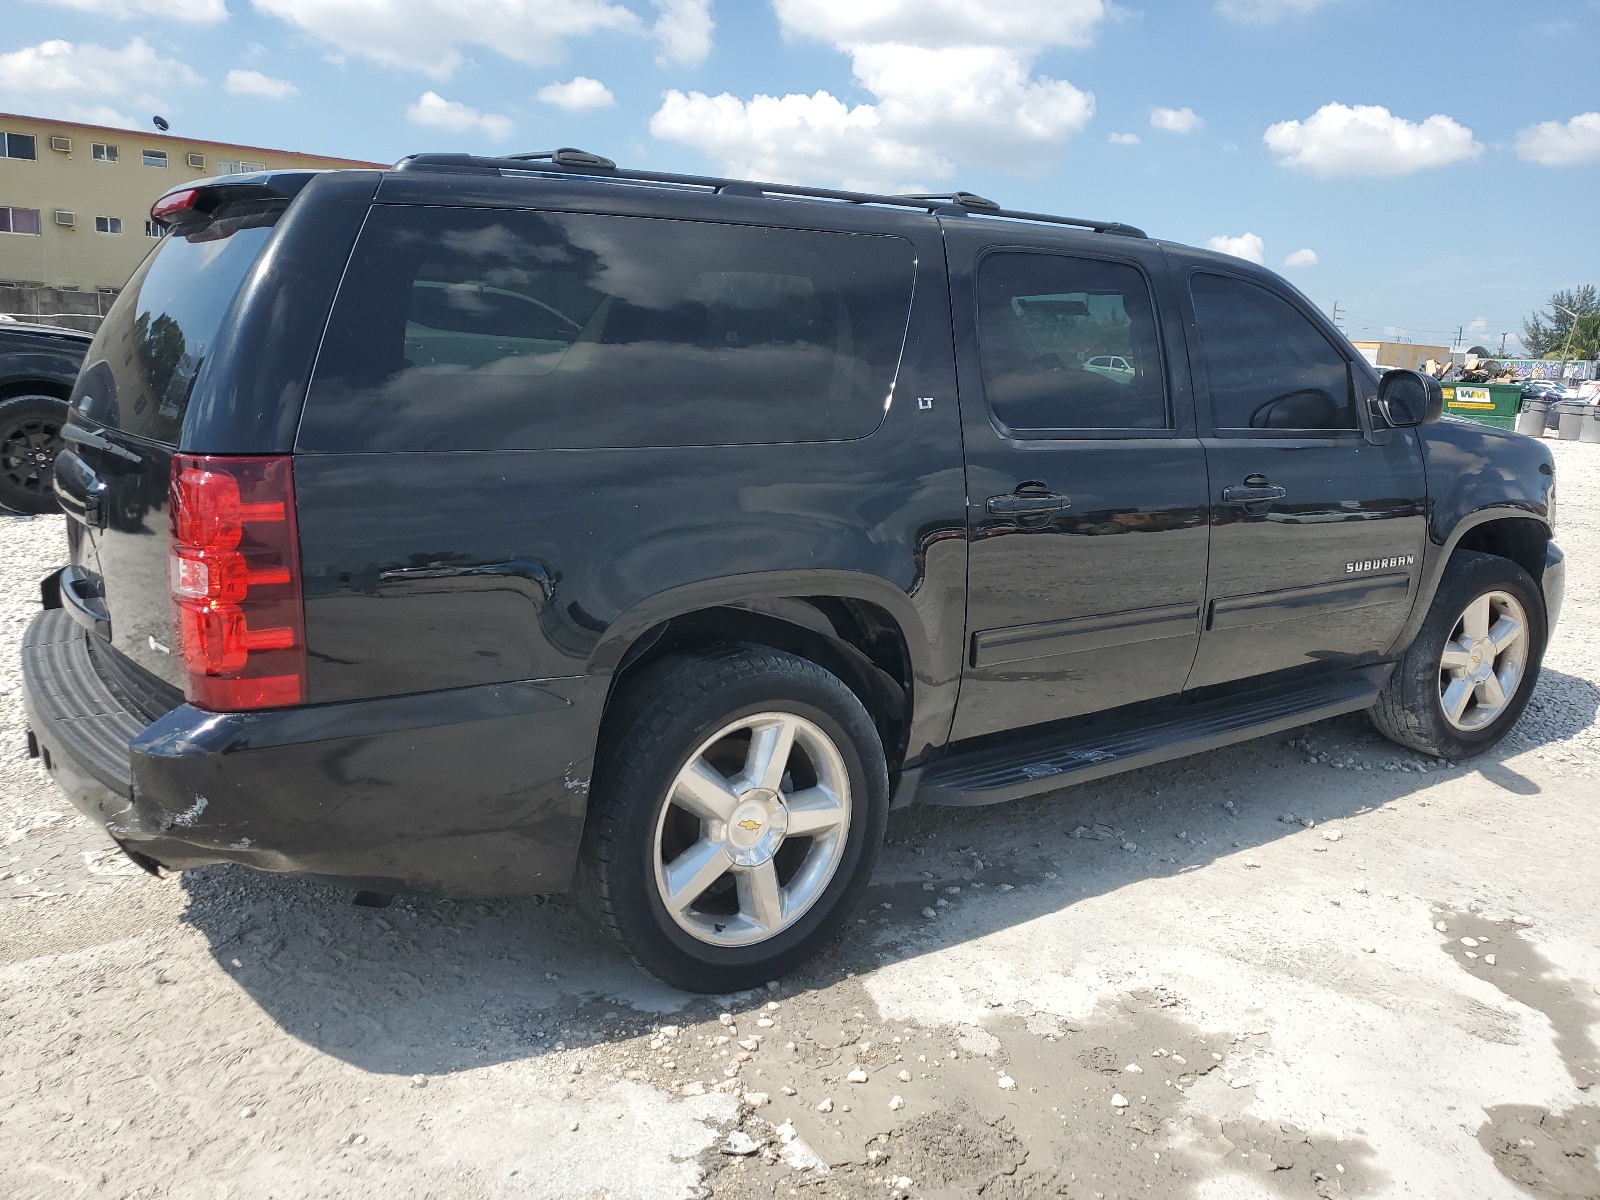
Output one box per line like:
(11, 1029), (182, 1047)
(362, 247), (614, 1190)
(187, 152), (205, 169)
(53, 210), (75, 227)
(50, 136), (72, 153)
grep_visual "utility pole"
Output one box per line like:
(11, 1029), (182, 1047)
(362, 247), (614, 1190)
(1331, 301), (1342, 330)
(1498, 333), (1509, 356)
(1453, 326), (1463, 349)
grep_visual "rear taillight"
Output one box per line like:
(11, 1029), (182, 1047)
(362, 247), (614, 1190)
(169, 455), (307, 711)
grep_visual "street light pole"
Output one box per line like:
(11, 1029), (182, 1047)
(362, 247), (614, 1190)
(1554, 304), (1581, 373)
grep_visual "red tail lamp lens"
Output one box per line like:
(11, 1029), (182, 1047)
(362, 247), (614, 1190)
(169, 455), (306, 711)
(151, 188), (200, 224)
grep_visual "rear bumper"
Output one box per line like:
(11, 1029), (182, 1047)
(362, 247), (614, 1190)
(22, 608), (604, 894)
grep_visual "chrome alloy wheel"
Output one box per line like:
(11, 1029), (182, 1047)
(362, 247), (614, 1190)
(1438, 589), (1529, 732)
(652, 711), (852, 947)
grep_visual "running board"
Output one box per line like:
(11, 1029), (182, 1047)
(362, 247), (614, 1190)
(916, 666), (1391, 807)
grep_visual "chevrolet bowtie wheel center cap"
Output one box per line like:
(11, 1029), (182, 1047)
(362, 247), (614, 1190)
(727, 792), (788, 865)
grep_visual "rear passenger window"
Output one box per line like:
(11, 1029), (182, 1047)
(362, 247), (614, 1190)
(1190, 273), (1357, 431)
(299, 207), (917, 451)
(975, 251), (1168, 432)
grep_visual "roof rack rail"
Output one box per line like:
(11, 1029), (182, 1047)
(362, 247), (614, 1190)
(503, 147), (617, 170)
(392, 152), (1146, 238)
(901, 192), (1000, 212)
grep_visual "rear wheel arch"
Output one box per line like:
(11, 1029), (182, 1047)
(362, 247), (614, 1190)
(603, 600), (914, 773)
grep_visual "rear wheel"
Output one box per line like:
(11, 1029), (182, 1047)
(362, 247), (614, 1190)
(0, 394), (66, 515)
(578, 646), (888, 992)
(1369, 550), (1547, 759)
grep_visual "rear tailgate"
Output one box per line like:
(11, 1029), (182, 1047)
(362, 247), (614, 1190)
(55, 170), (380, 696)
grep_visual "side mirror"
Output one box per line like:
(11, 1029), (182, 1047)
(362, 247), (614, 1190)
(1374, 369), (1444, 428)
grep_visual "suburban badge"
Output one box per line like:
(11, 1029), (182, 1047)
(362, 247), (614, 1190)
(1346, 555), (1415, 574)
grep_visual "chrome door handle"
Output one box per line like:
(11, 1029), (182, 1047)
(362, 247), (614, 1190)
(1221, 483), (1286, 505)
(987, 492), (1072, 516)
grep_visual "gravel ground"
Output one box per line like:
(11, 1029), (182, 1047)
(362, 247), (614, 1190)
(1, 440), (1597, 1200)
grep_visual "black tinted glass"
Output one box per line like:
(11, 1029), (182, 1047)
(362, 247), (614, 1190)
(300, 206), (917, 452)
(75, 213), (278, 444)
(975, 252), (1168, 431)
(1191, 273), (1356, 431)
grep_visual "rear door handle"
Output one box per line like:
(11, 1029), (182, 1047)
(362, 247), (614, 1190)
(987, 492), (1072, 516)
(1221, 477), (1287, 505)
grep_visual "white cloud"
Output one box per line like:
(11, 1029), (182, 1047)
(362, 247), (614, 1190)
(0, 38), (201, 117)
(1151, 106), (1201, 133)
(33, 0), (226, 21)
(1264, 103), (1481, 176)
(537, 76), (615, 112)
(225, 68), (297, 98)
(253, 0), (640, 77)
(1467, 317), (1489, 335)
(652, 0), (1101, 190)
(1207, 232), (1266, 264)
(1515, 112), (1600, 166)
(1216, 0), (1329, 22)
(650, 90), (950, 192)
(652, 0), (712, 66)
(771, 0), (1109, 48)
(1109, 131), (1140, 145)
(406, 90), (513, 141)
(1283, 248), (1318, 268)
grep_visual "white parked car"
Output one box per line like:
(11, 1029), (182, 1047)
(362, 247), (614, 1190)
(1082, 354), (1135, 384)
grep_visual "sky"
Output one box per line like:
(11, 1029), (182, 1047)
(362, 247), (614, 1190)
(4, 0), (1598, 355)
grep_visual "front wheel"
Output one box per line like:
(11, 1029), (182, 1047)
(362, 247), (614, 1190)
(578, 646), (888, 992)
(1369, 550), (1547, 759)
(0, 394), (67, 515)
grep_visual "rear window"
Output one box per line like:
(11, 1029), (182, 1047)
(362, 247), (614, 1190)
(75, 210), (278, 445)
(297, 206), (917, 452)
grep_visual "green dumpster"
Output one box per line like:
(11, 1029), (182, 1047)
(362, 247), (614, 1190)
(1442, 382), (1521, 429)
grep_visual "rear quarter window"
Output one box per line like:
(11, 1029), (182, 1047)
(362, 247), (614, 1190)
(297, 206), (918, 451)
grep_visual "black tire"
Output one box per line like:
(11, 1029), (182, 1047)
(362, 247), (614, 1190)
(577, 645), (889, 993)
(0, 393), (67, 515)
(1369, 550), (1548, 759)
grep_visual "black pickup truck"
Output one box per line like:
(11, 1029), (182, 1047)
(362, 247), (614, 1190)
(0, 318), (89, 513)
(21, 154), (1563, 991)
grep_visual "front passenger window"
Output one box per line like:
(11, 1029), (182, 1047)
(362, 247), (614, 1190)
(1190, 273), (1356, 431)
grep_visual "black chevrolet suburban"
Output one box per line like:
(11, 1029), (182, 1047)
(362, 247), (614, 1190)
(21, 151), (1564, 991)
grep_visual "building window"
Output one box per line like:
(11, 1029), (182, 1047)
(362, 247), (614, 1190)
(217, 160), (266, 175)
(1, 133), (38, 160)
(0, 207), (42, 235)
(187, 152), (205, 169)
(144, 220), (167, 238)
(94, 216), (123, 235)
(142, 149), (167, 168)
(92, 143), (119, 163)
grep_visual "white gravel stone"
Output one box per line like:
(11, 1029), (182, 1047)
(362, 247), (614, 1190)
(815, 1097), (833, 1113)
(847, 1068), (868, 1083)
(997, 1075), (1016, 1090)
(889, 1094), (905, 1111)
(720, 1131), (760, 1156)
(1111, 1094), (1129, 1108)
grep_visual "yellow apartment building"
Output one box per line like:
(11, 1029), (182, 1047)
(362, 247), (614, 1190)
(0, 111), (383, 294)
